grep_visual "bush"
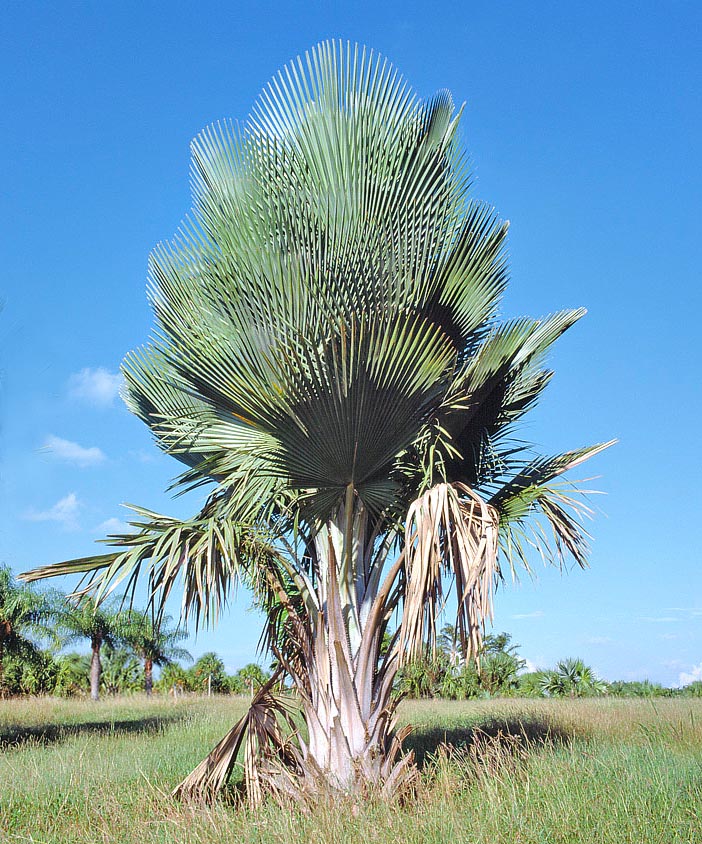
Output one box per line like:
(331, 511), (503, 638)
(608, 680), (672, 698)
(1, 650), (58, 696)
(53, 652), (90, 696)
(516, 671), (547, 698)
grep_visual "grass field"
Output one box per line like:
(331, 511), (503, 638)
(1, 695), (700, 843)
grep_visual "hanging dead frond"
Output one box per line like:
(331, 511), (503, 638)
(399, 482), (499, 663)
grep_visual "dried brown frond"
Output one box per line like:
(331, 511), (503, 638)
(173, 671), (300, 807)
(399, 482), (499, 663)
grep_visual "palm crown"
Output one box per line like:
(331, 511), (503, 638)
(23, 41), (612, 802)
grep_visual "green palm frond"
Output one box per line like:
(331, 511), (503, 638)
(22, 500), (274, 630)
(442, 310), (585, 429)
(490, 441), (615, 574)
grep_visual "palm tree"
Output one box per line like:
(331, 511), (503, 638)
(234, 663), (270, 696)
(0, 565), (54, 694)
(541, 658), (607, 697)
(22, 42), (612, 802)
(54, 597), (126, 700)
(123, 612), (191, 696)
(99, 646), (142, 695)
(439, 624), (461, 668)
(191, 652), (227, 695)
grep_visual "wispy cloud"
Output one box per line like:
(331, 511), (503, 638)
(584, 636), (613, 645)
(679, 664), (702, 687)
(512, 610), (544, 620)
(94, 517), (128, 534)
(68, 367), (122, 407)
(25, 493), (81, 530)
(42, 435), (106, 467)
(664, 607), (702, 618)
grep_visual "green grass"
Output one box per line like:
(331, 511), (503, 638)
(1, 696), (700, 843)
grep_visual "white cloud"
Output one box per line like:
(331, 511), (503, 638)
(94, 517), (128, 534)
(68, 367), (122, 407)
(43, 435), (106, 467)
(512, 610), (544, 620)
(678, 664), (702, 687)
(522, 658), (539, 673)
(25, 493), (81, 530)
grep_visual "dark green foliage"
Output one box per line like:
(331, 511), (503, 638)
(155, 662), (193, 694)
(516, 671), (549, 698)
(477, 633), (525, 695)
(680, 680), (702, 697)
(0, 565), (55, 694)
(191, 652), (228, 693)
(1, 650), (58, 696)
(121, 612), (191, 694)
(397, 655), (450, 698)
(439, 662), (482, 700)
(53, 652), (91, 696)
(230, 663), (270, 695)
(100, 647), (143, 695)
(397, 630), (525, 699)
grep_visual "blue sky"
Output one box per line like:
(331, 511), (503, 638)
(1, 1), (700, 685)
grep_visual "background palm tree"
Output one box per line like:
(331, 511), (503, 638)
(54, 597), (127, 701)
(478, 632), (525, 695)
(541, 658), (607, 697)
(0, 565), (54, 695)
(23, 41), (612, 802)
(99, 646), (142, 695)
(439, 624), (461, 668)
(123, 612), (191, 696)
(191, 652), (228, 695)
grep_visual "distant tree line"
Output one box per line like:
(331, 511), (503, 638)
(2, 565), (699, 700)
(0, 564), (269, 699)
(397, 625), (702, 699)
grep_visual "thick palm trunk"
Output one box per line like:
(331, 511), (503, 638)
(175, 497), (409, 801)
(265, 498), (415, 798)
(296, 593), (409, 794)
(174, 484), (497, 804)
(90, 638), (101, 701)
(144, 658), (153, 696)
